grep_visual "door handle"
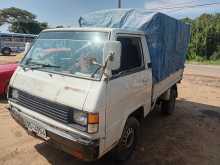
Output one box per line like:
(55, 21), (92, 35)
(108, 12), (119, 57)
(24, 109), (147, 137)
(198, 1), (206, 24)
(143, 79), (148, 83)
(147, 62), (152, 69)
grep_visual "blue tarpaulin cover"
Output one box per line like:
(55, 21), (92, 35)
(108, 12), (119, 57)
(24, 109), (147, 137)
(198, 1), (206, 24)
(79, 9), (190, 83)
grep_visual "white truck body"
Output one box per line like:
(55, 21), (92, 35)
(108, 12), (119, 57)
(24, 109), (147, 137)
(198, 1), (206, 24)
(8, 27), (183, 161)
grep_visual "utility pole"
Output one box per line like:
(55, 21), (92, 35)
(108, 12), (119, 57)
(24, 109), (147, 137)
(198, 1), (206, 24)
(118, 0), (122, 8)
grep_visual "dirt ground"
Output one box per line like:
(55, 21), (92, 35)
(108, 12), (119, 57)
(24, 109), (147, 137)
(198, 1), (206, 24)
(0, 56), (220, 165)
(0, 54), (24, 64)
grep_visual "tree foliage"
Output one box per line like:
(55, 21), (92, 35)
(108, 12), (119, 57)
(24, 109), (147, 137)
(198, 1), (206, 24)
(9, 21), (48, 34)
(182, 13), (220, 60)
(0, 7), (48, 34)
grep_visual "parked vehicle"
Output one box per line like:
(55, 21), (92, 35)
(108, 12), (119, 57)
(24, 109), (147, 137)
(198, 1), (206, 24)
(7, 9), (190, 161)
(0, 63), (17, 97)
(0, 32), (36, 55)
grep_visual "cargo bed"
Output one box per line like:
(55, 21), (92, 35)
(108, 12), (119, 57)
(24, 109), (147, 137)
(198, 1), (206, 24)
(152, 69), (183, 102)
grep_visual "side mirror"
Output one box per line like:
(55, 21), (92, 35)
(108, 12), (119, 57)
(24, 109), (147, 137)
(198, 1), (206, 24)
(103, 41), (121, 71)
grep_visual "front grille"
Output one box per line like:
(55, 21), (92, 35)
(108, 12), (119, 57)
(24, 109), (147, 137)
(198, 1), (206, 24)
(10, 89), (73, 124)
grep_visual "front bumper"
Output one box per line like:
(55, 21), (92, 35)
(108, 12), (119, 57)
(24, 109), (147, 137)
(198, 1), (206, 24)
(8, 105), (99, 161)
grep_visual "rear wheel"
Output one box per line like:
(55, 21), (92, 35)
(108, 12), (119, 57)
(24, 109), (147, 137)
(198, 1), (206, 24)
(1, 47), (12, 56)
(161, 85), (177, 115)
(113, 117), (140, 161)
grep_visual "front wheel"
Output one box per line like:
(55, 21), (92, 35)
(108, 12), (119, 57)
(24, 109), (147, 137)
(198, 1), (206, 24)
(113, 117), (140, 161)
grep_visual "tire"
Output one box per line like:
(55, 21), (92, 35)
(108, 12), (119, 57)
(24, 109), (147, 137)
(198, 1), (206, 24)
(113, 117), (140, 161)
(1, 47), (12, 56)
(161, 85), (177, 115)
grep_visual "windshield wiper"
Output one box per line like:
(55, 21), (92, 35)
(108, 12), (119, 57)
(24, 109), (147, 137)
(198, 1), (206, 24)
(90, 60), (103, 78)
(23, 60), (60, 70)
(90, 54), (114, 78)
(91, 65), (102, 78)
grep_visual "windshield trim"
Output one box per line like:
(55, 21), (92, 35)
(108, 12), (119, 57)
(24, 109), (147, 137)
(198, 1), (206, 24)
(43, 28), (112, 33)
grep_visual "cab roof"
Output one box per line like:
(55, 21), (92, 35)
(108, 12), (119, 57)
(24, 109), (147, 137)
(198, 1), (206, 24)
(42, 27), (144, 35)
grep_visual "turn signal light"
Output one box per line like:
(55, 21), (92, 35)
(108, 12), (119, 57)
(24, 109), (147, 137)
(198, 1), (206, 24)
(88, 113), (99, 133)
(88, 113), (99, 124)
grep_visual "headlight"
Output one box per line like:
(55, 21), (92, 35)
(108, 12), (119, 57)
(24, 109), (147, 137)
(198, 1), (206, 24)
(73, 111), (88, 126)
(72, 111), (99, 133)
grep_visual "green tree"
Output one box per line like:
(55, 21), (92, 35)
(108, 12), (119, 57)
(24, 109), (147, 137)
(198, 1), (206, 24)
(0, 7), (48, 34)
(0, 7), (35, 24)
(182, 13), (220, 61)
(10, 21), (48, 34)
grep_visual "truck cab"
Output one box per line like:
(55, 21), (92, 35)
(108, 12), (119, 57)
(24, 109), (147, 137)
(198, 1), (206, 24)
(7, 27), (165, 161)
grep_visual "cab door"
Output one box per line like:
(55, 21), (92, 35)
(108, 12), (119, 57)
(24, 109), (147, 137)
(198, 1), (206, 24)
(105, 34), (152, 149)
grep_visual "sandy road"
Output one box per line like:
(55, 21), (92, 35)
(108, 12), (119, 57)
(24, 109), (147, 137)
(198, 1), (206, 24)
(185, 64), (220, 78)
(0, 54), (23, 64)
(0, 64), (220, 165)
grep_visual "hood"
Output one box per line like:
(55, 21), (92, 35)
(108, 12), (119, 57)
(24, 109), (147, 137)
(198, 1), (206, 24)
(0, 63), (17, 73)
(11, 67), (93, 110)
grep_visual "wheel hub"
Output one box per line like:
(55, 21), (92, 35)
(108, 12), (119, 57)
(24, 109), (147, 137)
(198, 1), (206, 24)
(122, 127), (135, 148)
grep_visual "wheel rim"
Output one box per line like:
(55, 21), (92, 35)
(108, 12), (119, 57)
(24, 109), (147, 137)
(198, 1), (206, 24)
(122, 127), (135, 148)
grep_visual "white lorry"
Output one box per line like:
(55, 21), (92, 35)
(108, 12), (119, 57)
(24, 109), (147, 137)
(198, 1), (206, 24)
(7, 9), (190, 161)
(8, 27), (182, 161)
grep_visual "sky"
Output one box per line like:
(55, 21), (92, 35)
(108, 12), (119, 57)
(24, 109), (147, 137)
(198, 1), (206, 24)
(0, 0), (220, 32)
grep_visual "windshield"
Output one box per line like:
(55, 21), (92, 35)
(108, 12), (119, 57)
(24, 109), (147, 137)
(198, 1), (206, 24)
(21, 31), (109, 80)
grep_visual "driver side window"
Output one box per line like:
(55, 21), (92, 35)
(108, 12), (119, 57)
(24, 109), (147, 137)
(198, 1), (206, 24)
(113, 36), (143, 75)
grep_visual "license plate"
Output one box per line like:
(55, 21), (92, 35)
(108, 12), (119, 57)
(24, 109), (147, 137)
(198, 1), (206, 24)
(24, 119), (47, 140)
